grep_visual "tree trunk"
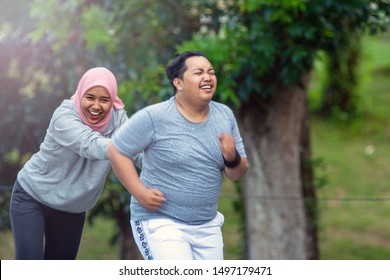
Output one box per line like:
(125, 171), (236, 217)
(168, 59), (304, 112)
(300, 87), (319, 260)
(237, 75), (315, 259)
(119, 225), (143, 260)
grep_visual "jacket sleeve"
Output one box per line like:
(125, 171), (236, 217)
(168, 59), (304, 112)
(50, 112), (109, 160)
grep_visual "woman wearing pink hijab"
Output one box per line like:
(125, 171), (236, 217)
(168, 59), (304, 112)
(9, 67), (134, 259)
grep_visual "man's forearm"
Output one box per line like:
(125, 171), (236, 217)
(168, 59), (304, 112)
(224, 157), (248, 181)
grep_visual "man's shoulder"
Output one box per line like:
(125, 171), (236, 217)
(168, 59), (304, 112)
(143, 97), (174, 116)
(210, 100), (233, 115)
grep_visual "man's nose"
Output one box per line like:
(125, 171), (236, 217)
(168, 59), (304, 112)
(203, 73), (212, 81)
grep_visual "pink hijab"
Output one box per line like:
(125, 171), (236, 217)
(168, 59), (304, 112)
(71, 67), (124, 133)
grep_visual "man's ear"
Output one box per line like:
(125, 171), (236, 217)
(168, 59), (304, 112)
(173, 78), (183, 91)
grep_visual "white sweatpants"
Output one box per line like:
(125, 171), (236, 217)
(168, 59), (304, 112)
(131, 212), (225, 260)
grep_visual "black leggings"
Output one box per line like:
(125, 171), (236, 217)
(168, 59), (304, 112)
(9, 181), (86, 260)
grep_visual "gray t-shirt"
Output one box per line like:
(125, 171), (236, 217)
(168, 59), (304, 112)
(112, 96), (246, 224)
(17, 99), (128, 213)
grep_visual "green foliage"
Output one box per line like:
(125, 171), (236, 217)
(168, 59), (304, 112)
(178, 0), (390, 108)
(319, 32), (363, 118)
(29, 0), (84, 52)
(81, 4), (118, 54)
(179, 1), (316, 104)
(118, 65), (168, 112)
(315, 0), (390, 118)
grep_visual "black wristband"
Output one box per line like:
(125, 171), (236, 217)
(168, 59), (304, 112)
(223, 149), (241, 168)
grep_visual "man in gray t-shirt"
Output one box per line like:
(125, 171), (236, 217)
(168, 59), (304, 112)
(108, 51), (248, 260)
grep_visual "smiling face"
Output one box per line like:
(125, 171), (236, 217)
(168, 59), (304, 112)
(80, 86), (112, 124)
(174, 55), (217, 106)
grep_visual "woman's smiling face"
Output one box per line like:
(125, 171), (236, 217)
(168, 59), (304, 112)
(80, 86), (112, 124)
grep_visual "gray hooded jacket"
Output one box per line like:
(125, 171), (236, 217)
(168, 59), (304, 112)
(17, 99), (128, 213)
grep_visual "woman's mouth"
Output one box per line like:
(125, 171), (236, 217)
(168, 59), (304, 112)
(89, 110), (101, 120)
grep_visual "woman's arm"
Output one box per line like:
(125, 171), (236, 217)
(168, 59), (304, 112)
(51, 111), (109, 160)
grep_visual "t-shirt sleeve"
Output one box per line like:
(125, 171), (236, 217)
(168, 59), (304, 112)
(228, 108), (247, 158)
(112, 108), (154, 158)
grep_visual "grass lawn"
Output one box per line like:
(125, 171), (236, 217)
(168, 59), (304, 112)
(311, 33), (390, 259)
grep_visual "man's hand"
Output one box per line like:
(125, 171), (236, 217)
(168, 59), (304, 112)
(218, 133), (248, 180)
(136, 188), (166, 212)
(218, 133), (236, 161)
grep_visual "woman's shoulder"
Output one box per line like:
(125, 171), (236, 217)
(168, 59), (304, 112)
(49, 100), (85, 131)
(52, 99), (78, 118)
(111, 108), (128, 127)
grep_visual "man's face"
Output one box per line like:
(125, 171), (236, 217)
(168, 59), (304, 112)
(175, 56), (217, 105)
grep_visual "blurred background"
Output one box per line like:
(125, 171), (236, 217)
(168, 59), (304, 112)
(1, 0), (389, 260)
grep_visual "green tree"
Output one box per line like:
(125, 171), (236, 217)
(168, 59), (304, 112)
(318, 1), (389, 118)
(319, 31), (362, 118)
